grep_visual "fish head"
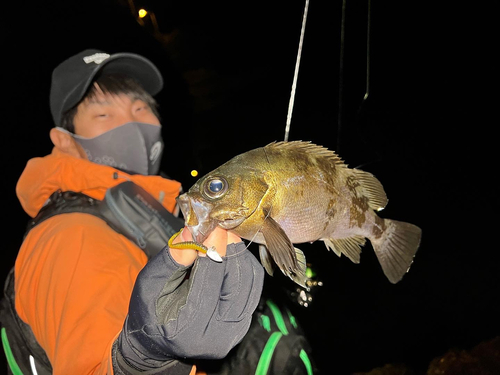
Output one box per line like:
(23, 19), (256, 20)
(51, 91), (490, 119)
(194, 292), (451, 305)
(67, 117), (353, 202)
(177, 159), (270, 242)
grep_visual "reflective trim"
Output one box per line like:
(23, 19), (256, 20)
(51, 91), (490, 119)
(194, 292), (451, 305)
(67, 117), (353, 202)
(29, 355), (38, 375)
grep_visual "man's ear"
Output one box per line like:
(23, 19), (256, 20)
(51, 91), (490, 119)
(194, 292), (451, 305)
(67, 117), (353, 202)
(49, 128), (87, 159)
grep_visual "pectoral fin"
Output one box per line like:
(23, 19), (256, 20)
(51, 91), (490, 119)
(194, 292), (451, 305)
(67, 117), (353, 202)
(260, 213), (306, 286)
(258, 244), (307, 287)
(261, 213), (296, 270)
(290, 247), (307, 287)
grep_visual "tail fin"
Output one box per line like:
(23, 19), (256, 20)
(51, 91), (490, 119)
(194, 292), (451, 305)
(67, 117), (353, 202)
(371, 219), (422, 283)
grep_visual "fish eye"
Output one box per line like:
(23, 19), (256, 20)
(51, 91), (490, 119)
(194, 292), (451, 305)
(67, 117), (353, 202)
(204, 177), (228, 198)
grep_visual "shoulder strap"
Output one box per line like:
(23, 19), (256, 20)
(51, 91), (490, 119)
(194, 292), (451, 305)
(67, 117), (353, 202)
(25, 182), (184, 259)
(24, 190), (102, 238)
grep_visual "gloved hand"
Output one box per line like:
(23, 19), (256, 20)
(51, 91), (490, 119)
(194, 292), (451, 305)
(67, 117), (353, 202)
(113, 228), (265, 374)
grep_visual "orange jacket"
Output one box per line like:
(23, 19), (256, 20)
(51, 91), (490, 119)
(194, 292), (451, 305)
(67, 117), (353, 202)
(13, 148), (197, 374)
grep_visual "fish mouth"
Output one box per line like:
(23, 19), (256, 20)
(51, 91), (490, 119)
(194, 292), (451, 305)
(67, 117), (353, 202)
(177, 193), (217, 243)
(218, 217), (246, 230)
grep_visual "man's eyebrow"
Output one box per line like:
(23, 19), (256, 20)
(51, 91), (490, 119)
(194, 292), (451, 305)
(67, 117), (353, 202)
(85, 98), (111, 106)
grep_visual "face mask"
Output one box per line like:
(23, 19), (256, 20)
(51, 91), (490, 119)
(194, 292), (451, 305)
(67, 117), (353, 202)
(58, 122), (164, 175)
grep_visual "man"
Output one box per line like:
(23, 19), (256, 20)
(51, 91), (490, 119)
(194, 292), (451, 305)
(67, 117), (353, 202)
(0, 49), (264, 374)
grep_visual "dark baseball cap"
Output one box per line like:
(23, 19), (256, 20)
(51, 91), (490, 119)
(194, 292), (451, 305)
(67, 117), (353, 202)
(50, 49), (164, 127)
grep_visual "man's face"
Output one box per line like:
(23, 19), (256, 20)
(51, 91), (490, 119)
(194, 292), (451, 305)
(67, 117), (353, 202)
(73, 89), (160, 138)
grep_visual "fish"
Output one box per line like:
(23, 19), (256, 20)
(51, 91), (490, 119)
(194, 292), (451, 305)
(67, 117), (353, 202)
(177, 141), (422, 286)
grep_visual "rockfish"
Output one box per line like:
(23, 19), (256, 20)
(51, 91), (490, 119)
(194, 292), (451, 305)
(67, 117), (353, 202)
(177, 141), (422, 286)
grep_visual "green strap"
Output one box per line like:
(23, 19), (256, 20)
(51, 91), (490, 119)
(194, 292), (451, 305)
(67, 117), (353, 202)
(300, 349), (314, 375)
(1, 327), (23, 375)
(265, 300), (288, 335)
(259, 314), (271, 332)
(286, 308), (298, 329)
(255, 331), (282, 375)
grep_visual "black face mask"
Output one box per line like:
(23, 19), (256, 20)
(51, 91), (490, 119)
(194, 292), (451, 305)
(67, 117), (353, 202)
(58, 122), (164, 175)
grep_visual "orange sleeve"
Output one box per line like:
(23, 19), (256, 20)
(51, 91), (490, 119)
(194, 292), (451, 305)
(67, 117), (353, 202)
(15, 213), (149, 374)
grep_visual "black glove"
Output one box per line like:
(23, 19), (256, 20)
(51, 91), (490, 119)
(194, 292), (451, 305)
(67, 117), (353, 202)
(113, 242), (264, 374)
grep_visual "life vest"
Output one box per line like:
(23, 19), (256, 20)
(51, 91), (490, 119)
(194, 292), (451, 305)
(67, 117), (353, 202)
(0, 182), (184, 375)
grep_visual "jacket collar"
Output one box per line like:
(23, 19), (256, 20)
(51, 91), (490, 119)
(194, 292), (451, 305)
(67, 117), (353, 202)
(16, 148), (182, 218)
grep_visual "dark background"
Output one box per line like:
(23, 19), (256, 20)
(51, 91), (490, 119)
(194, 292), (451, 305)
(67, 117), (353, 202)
(2, 1), (498, 374)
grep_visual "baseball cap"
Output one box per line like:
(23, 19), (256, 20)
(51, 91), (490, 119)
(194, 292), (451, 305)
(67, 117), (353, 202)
(50, 49), (164, 127)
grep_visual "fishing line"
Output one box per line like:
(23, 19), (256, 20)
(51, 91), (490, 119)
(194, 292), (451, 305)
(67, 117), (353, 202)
(337, 0), (346, 153)
(340, 0), (372, 156)
(354, 0), (372, 127)
(225, 207), (274, 259)
(284, 0), (310, 142)
(364, 0), (371, 103)
(242, 204), (274, 251)
(353, 0), (379, 171)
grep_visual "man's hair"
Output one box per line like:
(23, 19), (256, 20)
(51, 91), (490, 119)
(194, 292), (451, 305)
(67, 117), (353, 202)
(59, 73), (160, 133)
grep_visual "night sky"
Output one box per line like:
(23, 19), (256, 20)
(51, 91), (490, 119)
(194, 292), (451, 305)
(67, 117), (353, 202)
(2, 1), (498, 374)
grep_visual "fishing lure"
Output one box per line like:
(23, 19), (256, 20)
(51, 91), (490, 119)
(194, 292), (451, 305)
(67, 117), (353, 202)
(168, 228), (223, 262)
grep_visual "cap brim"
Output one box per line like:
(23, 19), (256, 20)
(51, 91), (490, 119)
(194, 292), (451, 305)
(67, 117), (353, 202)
(97, 53), (163, 96)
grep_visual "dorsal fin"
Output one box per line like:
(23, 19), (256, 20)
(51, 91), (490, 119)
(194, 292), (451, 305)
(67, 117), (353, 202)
(266, 141), (388, 211)
(265, 140), (347, 168)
